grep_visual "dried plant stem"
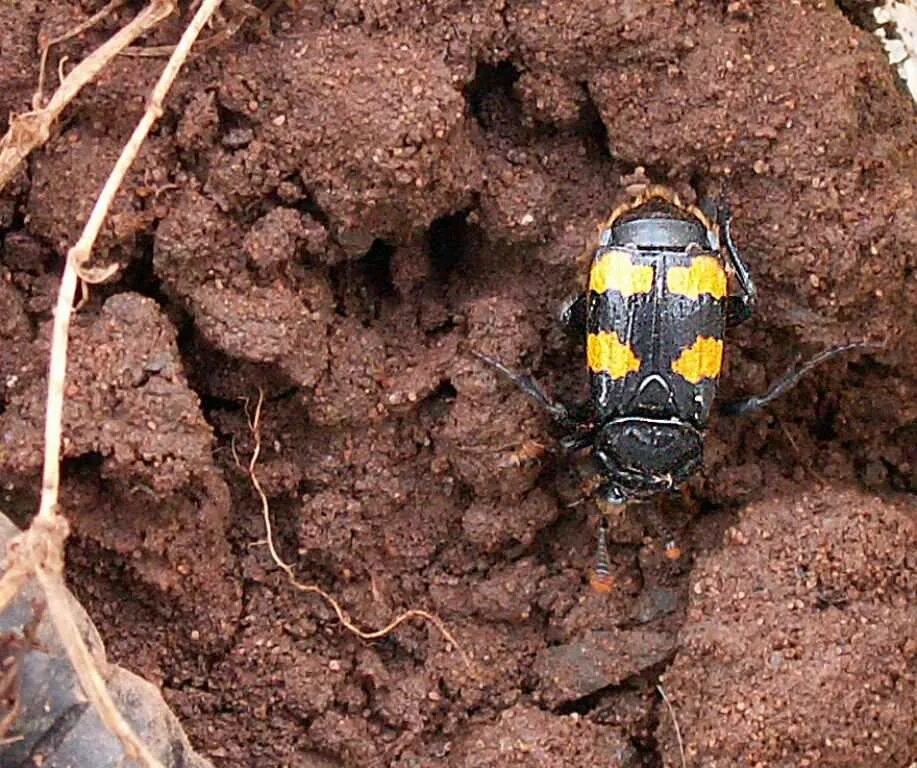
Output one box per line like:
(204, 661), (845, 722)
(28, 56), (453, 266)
(34, 0), (131, 109)
(123, 0), (269, 58)
(244, 391), (475, 673)
(35, 262), (79, 525)
(0, 0), (224, 765)
(42, 0), (224, 523)
(0, 0), (174, 193)
(0, 560), (32, 616)
(658, 683), (687, 768)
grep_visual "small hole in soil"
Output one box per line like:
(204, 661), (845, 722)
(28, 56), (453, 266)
(556, 685), (614, 717)
(579, 85), (611, 158)
(433, 380), (457, 400)
(292, 190), (330, 227)
(330, 239), (397, 321)
(881, 452), (914, 493)
(215, 103), (256, 150)
(62, 451), (104, 483)
(111, 234), (169, 306)
(362, 239), (396, 298)
(428, 209), (473, 277)
(419, 379), (458, 421)
(813, 403), (839, 441)
(464, 60), (520, 126)
(835, 0), (879, 32)
(689, 167), (704, 190)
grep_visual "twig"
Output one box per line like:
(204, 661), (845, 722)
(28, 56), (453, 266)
(122, 0), (280, 57)
(0, 0), (223, 765)
(243, 390), (476, 673)
(40, 0), (220, 523)
(34, 0), (130, 109)
(120, 26), (237, 58)
(0, 0), (174, 194)
(0, 562), (33, 619)
(657, 683), (687, 768)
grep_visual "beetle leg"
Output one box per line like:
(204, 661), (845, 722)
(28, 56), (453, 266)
(698, 196), (719, 226)
(720, 208), (757, 327)
(589, 517), (614, 593)
(558, 427), (594, 453)
(558, 292), (587, 337)
(473, 351), (578, 428)
(719, 343), (872, 416)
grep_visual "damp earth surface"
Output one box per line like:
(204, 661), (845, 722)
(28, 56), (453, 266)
(0, 1), (915, 766)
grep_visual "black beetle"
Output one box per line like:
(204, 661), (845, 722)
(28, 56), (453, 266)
(477, 186), (865, 583)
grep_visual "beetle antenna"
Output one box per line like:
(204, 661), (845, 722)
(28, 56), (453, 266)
(589, 517), (614, 593)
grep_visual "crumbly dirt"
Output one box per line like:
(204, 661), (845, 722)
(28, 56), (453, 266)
(0, 1), (915, 767)
(659, 487), (915, 767)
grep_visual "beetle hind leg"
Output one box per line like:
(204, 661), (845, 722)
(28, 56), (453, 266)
(720, 343), (873, 417)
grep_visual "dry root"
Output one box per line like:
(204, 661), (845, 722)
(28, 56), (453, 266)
(0, 0), (175, 194)
(34, 0), (131, 110)
(658, 683), (687, 768)
(242, 390), (476, 674)
(122, 0), (282, 58)
(0, 1), (224, 766)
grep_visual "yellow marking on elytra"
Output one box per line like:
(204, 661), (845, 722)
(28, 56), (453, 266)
(587, 332), (641, 378)
(666, 256), (727, 299)
(589, 249), (655, 296)
(671, 337), (724, 384)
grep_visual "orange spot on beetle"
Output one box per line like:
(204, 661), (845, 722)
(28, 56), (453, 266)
(666, 255), (727, 299)
(671, 337), (724, 384)
(587, 332), (641, 378)
(589, 249), (655, 296)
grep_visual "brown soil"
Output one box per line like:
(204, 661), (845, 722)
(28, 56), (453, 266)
(1, 2), (915, 767)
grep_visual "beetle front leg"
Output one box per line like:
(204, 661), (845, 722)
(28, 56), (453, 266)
(558, 292), (587, 338)
(558, 425), (595, 453)
(473, 351), (581, 430)
(720, 207), (757, 327)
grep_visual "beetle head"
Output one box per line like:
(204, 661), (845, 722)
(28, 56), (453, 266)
(594, 417), (703, 500)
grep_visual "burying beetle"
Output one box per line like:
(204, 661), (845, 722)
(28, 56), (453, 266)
(478, 185), (869, 589)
